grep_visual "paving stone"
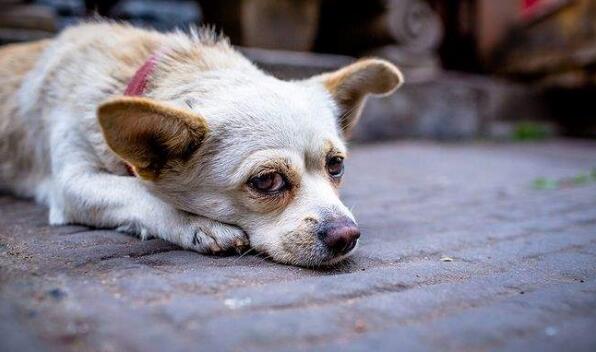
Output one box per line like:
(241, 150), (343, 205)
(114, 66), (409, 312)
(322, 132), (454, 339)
(1, 140), (595, 351)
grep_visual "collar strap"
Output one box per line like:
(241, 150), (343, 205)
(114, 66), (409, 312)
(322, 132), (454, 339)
(124, 50), (165, 96)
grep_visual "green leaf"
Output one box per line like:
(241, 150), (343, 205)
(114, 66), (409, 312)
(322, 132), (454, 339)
(532, 177), (558, 190)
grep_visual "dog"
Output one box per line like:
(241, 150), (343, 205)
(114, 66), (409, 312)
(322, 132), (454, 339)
(0, 22), (402, 266)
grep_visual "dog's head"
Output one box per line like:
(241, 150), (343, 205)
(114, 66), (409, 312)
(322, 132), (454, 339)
(98, 58), (402, 266)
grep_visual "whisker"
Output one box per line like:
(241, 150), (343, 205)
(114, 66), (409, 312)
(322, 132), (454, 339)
(339, 103), (360, 122)
(232, 247), (257, 263)
(255, 254), (272, 264)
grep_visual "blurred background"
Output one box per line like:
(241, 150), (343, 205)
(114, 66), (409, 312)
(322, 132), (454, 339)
(1, 0), (595, 141)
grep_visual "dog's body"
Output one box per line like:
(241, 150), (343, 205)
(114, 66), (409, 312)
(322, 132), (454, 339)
(0, 22), (401, 266)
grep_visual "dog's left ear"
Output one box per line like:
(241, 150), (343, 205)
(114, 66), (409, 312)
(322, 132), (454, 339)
(98, 96), (208, 180)
(314, 59), (403, 136)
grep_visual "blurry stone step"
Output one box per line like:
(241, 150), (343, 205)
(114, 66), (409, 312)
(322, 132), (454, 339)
(0, 4), (57, 32)
(240, 46), (353, 79)
(353, 73), (544, 141)
(0, 28), (54, 44)
(367, 45), (441, 81)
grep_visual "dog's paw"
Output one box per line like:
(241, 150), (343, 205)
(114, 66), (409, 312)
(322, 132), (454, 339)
(184, 219), (249, 255)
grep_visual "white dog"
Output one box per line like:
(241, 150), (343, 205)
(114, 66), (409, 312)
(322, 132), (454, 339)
(0, 22), (402, 266)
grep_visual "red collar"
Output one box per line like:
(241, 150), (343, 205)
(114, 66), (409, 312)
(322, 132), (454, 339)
(124, 52), (162, 96)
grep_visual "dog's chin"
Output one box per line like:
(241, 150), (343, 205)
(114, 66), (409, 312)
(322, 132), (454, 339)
(261, 240), (359, 267)
(321, 251), (355, 266)
(319, 240), (359, 266)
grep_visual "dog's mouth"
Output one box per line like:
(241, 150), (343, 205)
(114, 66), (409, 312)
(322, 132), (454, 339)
(253, 236), (359, 267)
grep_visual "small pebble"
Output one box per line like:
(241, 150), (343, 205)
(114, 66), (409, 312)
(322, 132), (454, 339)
(545, 326), (557, 336)
(224, 297), (252, 309)
(48, 288), (66, 301)
(354, 320), (367, 333)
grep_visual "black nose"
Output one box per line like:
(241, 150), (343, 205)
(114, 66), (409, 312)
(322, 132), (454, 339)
(318, 218), (360, 255)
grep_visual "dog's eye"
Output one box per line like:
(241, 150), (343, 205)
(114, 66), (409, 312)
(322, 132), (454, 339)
(327, 156), (344, 178)
(249, 172), (287, 193)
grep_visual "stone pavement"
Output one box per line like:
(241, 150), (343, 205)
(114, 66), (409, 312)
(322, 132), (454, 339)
(1, 140), (596, 352)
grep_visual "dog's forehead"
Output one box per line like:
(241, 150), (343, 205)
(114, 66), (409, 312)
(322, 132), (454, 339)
(194, 74), (345, 154)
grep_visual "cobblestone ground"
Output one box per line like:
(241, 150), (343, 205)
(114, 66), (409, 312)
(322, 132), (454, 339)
(1, 140), (596, 352)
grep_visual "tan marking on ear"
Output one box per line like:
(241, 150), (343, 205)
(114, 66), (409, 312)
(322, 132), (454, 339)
(320, 59), (403, 135)
(97, 96), (208, 180)
(324, 59), (403, 97)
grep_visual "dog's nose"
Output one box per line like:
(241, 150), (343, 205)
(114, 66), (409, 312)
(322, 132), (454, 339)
(319, 218), (360, 255)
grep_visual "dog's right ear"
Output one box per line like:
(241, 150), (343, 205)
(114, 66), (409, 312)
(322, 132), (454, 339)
(97, 96), (208, 180)
(313, 59), (403, 137)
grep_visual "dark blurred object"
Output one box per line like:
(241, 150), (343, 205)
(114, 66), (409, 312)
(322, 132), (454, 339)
(242, 0), (319, 51)
(427, 0), (596, 137)
(316, 0), (442, 55)
(316, 0), (443, 76)
(431, 0), (596, 85)
(84, 0), (201, 31)
(0, 0), (57, 43)
(83, 0), (117, 16)
(198, 0), (242, 43)
(496, 0), (596, 87)
(541, 86), (596, 138)
(36, 0), (85, 28)
(0, 3), (56, 31)
(493, 0), (596, 137)
(202, 0), (320, 51)
(431, 0), (481, 72)
(109, 0), (201, 31)
(38, 0), (85, 17)
(0, 0), (202, 44)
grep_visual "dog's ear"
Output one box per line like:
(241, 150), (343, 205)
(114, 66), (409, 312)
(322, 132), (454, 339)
(97, 96), (208, 180)
(316, 59), (403, 136)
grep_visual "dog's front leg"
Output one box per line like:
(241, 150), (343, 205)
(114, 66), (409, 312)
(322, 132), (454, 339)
(46, 100), (251, 254)
(49, 165), (248, 254)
